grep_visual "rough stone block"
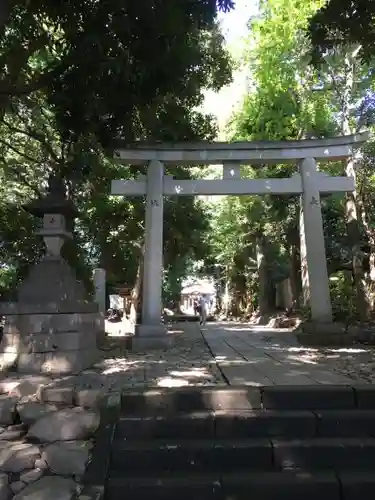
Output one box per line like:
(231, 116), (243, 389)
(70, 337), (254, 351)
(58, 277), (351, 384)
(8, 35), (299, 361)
(12, 476), (78, 500)
(295, 322), (352, 347)
(25, 331), (97, 353)
(27, 407), (99, 442)
(17, 348), (99, 375)
(75, 388), (106, 409)
(20, 312), (101, 335)
(42, 440), (91, 476)
(39, 384), (75, 405)
(300, 321), (346, 335)
(17, 401), (58, 425)
(17, 353), (47, 374)
(8, 376), (51, 399)
(0, 396), (17, 425)
(0, 442), (40, 472)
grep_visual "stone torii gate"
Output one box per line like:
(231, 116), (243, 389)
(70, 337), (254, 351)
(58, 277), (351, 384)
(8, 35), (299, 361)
(111, 133), (368, 348)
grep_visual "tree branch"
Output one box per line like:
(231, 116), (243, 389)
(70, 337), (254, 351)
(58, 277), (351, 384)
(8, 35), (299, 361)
(1, 118), (59, 161)
(0, 137), (39, 164)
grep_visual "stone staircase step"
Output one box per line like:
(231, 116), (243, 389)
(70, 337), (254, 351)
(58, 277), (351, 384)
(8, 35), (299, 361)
(273, 437), (375, 469)
(221, 470), (375, 500)
(120, 386), (261, 414)
(110, 438), (273, 474)
(316, 409), (375, 436)
(120, 384), (374, 415)
(215, 409), (316, 438)
(261, 385), (356, 410)
(110, 437), (375, 474)
(107, 474), (222, 500)
(221, 470), (341, 500)
(107, 469), (375, 500)
(117, 408), (375, 440)
(117, 409), (318, 439)
(116, 411), (215, 439)
(82, 385), (375, 497)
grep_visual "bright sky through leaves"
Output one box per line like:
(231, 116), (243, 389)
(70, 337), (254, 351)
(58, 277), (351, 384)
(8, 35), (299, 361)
(203, 0), (259, 136)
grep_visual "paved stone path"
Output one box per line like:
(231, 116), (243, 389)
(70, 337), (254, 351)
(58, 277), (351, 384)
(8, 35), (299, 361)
(100, 322), (225, 388)
(100, 321), (375, 388)
(202, 322), (375, 385)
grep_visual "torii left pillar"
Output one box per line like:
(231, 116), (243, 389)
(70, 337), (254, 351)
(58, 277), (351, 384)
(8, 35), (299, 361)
(135, 160), (168, 349)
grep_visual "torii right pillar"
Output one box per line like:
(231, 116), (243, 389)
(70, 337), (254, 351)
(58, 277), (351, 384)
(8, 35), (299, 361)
(299, 157), (333, 322)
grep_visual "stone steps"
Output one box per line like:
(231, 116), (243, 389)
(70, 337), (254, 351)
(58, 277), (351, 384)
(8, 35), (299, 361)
(110, 437), (375, 473)
(116, 409), (375, 439)
(88, 385), (375, 499)
(107, 470), (375, 500)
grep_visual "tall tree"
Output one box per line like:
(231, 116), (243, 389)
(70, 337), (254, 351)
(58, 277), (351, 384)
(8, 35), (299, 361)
(210, 0), (375, 320)
(0, 0), (233, 301)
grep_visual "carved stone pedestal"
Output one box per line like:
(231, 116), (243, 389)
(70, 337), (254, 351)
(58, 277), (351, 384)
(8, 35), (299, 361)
(0, 259), (103, 375)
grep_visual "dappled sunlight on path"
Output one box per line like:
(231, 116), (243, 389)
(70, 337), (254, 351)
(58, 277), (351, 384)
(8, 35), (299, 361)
(202, 322), (375, 385)
(95, 323), (225, 389)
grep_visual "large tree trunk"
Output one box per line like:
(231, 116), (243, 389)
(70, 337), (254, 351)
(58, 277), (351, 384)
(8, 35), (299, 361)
(286, 226), (302, 309)
(130, 245), (144, 324)
(227, 252), (248, 317)
(356, 179), (375, 310)
(256, 234), (270, 315)
(290, 243), (301, 309)
(338, 47), (371, 321)
(345, 159), (370, 321)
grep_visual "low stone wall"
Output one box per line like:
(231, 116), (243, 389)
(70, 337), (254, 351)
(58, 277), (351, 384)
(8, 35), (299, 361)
(0, 375), (104, 500)
(0, 311), (103, 375)
(295, 321), (375, 347)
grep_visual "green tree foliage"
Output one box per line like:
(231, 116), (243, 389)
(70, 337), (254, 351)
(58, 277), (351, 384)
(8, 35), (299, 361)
(0, 1), (233, 298)
(308, 0), (375, 62)
(209, 0), (375, 320)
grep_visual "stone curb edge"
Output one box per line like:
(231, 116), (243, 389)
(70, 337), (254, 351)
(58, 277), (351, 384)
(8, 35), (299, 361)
(78, 392), (121, 500)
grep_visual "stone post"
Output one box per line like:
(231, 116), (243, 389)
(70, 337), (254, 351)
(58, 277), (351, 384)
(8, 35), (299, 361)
(299, 158), (332, 322)
(136, 160), (167, 346)
(93, 268), (106, 313)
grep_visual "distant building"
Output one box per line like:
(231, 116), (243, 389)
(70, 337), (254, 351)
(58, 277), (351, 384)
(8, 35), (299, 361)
(180, 279), (216, 314)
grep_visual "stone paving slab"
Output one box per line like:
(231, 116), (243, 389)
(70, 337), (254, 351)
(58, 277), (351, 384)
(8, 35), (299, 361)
(202, 322), (375, 386)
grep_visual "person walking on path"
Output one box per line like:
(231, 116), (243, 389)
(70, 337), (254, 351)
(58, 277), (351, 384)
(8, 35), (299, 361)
(199, 294), (209, 326)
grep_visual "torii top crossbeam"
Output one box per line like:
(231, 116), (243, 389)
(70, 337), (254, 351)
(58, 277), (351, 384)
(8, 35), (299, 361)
(113, 132), (369, 165)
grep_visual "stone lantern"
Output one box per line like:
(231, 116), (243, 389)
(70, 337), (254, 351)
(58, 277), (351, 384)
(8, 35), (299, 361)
(26, 173), (77, 259)
(0, 173), (103, 375)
